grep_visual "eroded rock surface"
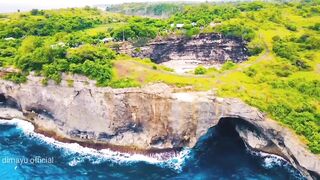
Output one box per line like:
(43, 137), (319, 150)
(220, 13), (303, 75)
(119, 33), (248, 73)
(0, 76), (319, 179)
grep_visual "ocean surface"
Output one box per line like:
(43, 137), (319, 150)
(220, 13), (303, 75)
(0, 119), (305, 180)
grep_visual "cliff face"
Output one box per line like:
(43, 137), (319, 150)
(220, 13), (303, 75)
(0, 76), (319, 179)
(120, 33), (248, 64)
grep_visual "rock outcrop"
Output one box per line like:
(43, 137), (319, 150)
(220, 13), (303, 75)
(0, 76), (319, 179)
(119, 33), (248, 64)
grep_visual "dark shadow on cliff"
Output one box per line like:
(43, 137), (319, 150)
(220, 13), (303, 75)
(0, 93), (21, 110)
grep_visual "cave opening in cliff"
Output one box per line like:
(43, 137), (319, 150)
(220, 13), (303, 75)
(0, 93), (6, 104)
(192, 117), (249, 158)
(0, 93), (21, 110)
(182, 117), (304, 179)
(188, 117), (262, 171)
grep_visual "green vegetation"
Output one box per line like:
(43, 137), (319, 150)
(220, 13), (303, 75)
(272, 34), (319, 70)
(194, 66), (207, 75)
(110, 17), (161, 41)
(3, 72), (27, 84)
(108, 78), (140, 88)
(106, 3), (183, 17)
(0, 8), (102, 38)
(0, 1), (319, 154)
(0, 8), (123, 85)
(221, 61), (236, 71)
(216, 24), (255, 40)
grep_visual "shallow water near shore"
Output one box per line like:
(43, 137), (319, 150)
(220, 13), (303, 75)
(0, 119), (305, 179)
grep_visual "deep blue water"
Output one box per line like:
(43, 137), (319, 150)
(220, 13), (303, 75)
(0, 119), (305, 180)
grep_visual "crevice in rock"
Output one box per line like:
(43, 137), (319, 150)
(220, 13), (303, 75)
(73, 90), (80, 99)
(97, 122), (143, 141)
(0, 93), (22, 110)
(25, 106), (55, 120)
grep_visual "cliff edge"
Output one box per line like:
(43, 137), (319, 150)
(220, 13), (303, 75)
(0, 76), (319, 179)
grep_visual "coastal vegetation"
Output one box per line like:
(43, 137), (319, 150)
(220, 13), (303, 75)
(106, 2), (183, 17)
(0, 1), (319, 153)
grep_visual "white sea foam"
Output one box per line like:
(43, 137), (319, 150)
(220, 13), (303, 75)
(245, 146), (304, 179)
(247, 149), (289, 169)
(0, 118), (190, 171)
(0, 118), (35, 132)
(262, 155), (283, 169)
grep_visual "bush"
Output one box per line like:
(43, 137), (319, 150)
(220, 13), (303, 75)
(152, 65), (158, 70)
(309, 23), (320, 31)
(186, 27), (200, 38)
(30, 9), (44, 16)
(238, 2), (264, 11)
(194, 66), (207, 75)
(272, 35), (281, 42)
(221, 61), (236, 71)
(42, 64), (62, 84)
(67, 79), (74, 87)
(297, 34), (320, 50)
(285, 24), (297, 31)
(111, 22), (158, 41)
(248, 39), (264, 55)
(3, 72), (27, 84)
(217, 24), (255, 41)
(244, 67), (257, 77)
(76, 60), (113, 86)
(108, 78), (140, 88)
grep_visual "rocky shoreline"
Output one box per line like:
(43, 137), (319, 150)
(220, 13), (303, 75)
(0, 76), (319, 179)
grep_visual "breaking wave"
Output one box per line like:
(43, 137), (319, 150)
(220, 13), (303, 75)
(0, 118), (305, 179)
(0, 119), (191, 172)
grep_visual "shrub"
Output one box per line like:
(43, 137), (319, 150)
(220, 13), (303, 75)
(161, 66), (174, 72)
(238, 2), (264, 11)
(67, 79), (74, 87)
(3, 72), (27, 84)
(42, 64), (62, 84)
(217, 24), (255, 41)
(309, 23), (320, 31)
(194, 66), (207, 75)
(285, 24), (297, 31)
(152, 65), (158, 70)
(108, 78), (140, 88)
(30, 9), (44, 16)
(248, 39), (264, 55)
(272, 35), (281, 42)
(221, 61), (236, 71)
(244, 67), (257, 77)
(41, 78), (48, 86)
(186, 27), (200, 38)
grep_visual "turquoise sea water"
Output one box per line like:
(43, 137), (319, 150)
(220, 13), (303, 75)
(0, 119), (305, 180)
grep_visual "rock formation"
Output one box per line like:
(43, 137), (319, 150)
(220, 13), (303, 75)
(0, 76), (319, 179)
(119, 33), (248, 64)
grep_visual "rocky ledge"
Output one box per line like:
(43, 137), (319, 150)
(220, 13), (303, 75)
(0, 76), (319, 179)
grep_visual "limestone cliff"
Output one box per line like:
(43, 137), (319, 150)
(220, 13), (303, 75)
(119, 33), (248, 64)
(0, 76), (319, 179)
